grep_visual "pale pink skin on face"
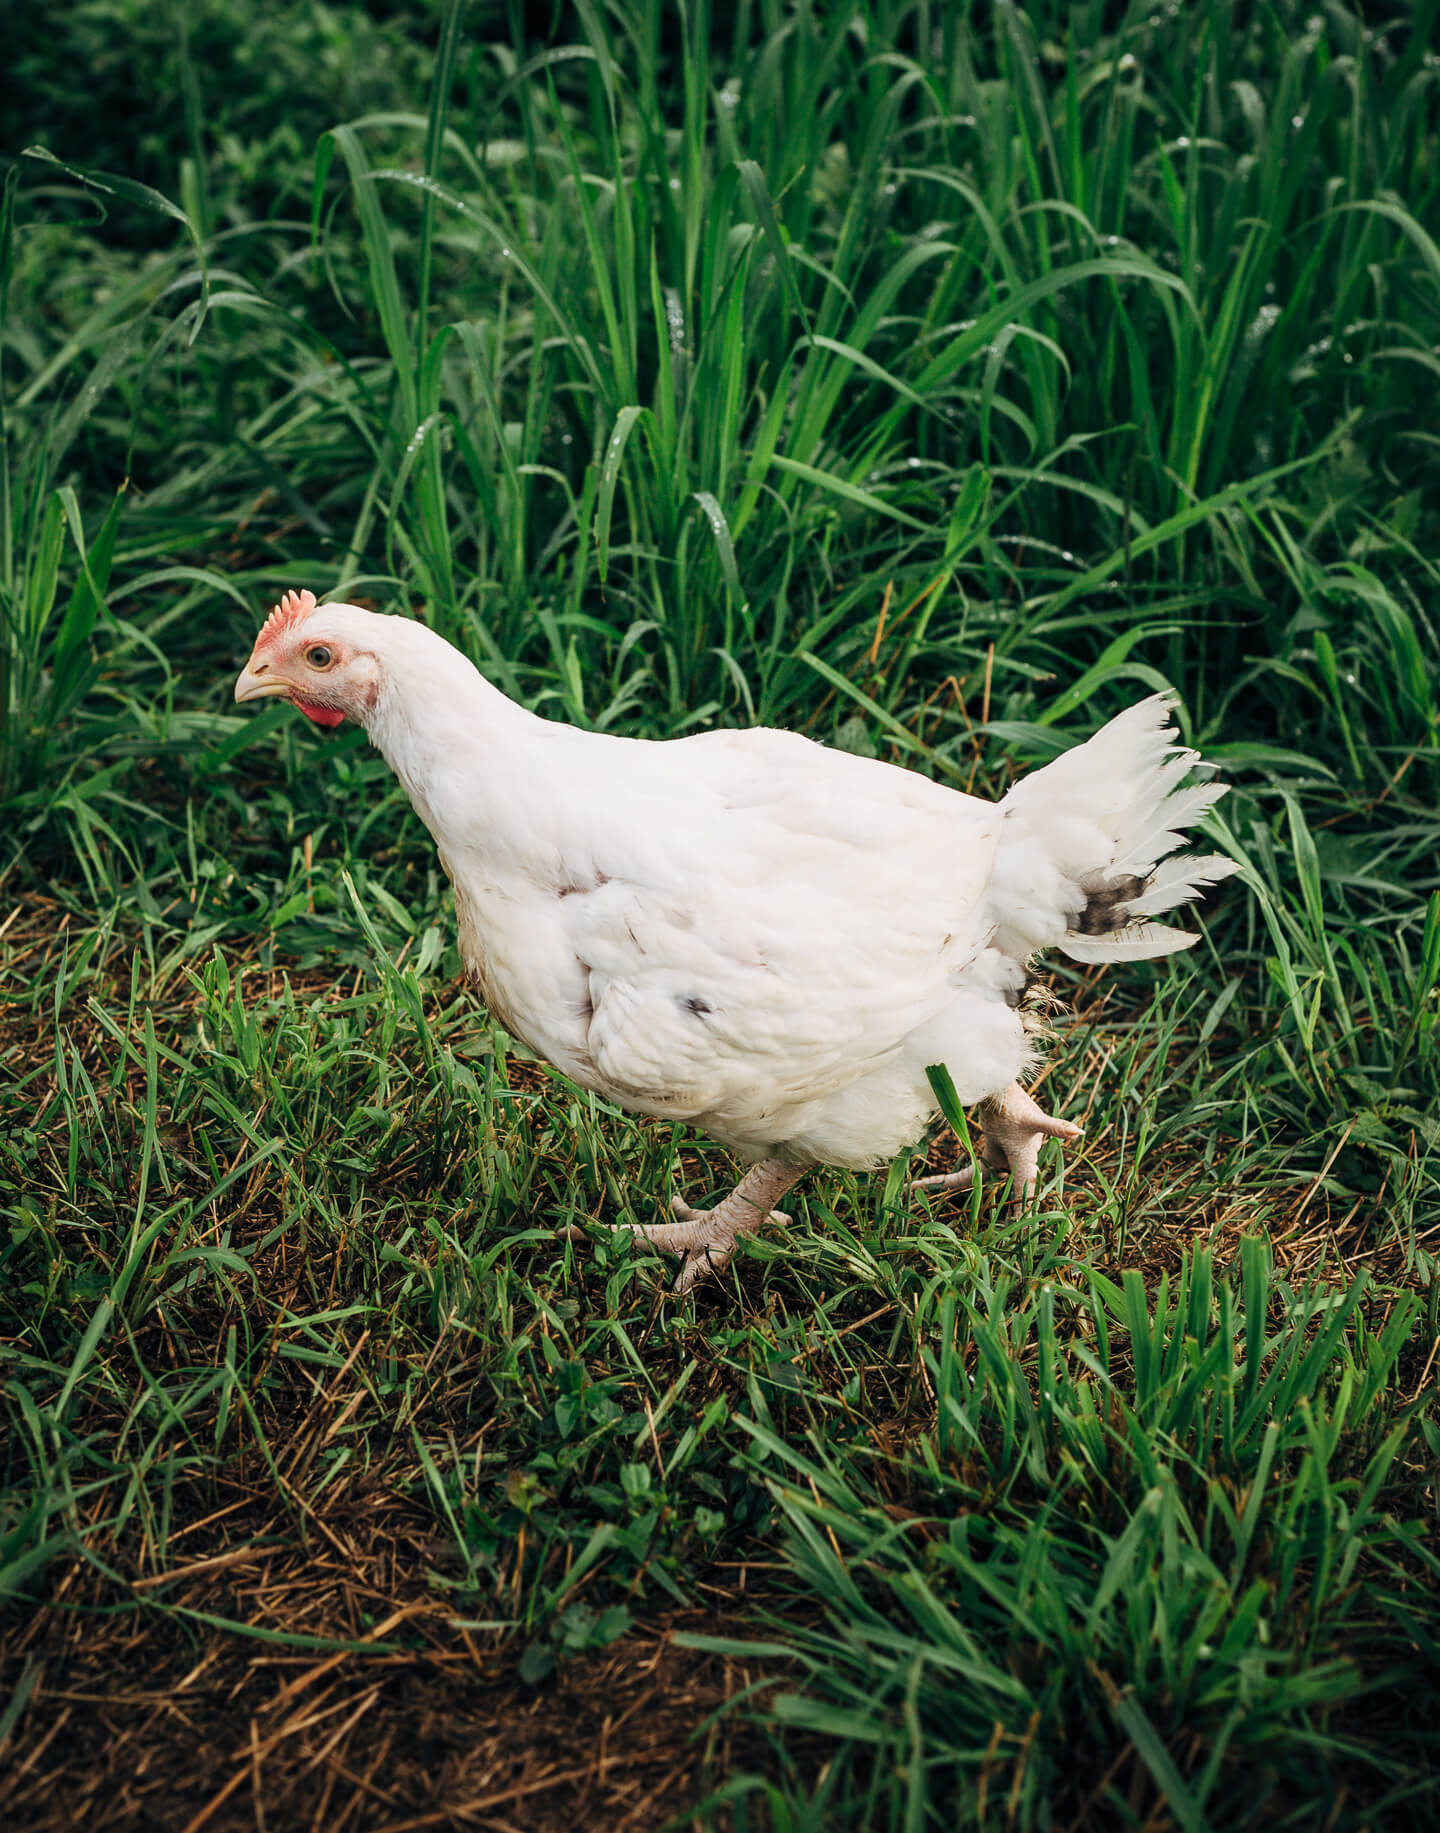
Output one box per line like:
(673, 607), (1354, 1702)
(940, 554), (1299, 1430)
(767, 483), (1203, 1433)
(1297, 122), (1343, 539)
(234, 589), (378, 728)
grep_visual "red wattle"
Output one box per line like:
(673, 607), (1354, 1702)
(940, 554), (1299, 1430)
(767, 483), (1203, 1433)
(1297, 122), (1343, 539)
(293, 699), (346, 729)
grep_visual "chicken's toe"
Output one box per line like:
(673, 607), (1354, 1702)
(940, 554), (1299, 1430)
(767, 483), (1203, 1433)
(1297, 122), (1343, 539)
(673, 1239), (733, 1293)
(566, 1158), (806, 1293)
(909, 1165), (977, 1197)
(671, 1192), (791, 1227)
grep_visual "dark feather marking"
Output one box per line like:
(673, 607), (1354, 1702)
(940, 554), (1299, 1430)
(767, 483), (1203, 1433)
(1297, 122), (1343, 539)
(558, 870), (611, 899)
(1078, 872), (1147, 936)
(1004, 971), (1043, 1011)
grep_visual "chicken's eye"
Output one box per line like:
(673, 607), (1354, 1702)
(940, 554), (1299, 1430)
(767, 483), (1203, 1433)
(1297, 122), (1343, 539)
(305, 645), (333, 669)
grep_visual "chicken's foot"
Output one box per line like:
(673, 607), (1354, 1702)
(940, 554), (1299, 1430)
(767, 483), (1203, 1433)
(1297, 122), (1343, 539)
(910, 1081), (1082, 1205)
(569, 1157), (806, 1294)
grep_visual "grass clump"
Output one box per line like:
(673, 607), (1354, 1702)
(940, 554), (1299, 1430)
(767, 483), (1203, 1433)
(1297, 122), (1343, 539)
(1, 1), (1438, 1827)
(696, 1242), (1435, 1828)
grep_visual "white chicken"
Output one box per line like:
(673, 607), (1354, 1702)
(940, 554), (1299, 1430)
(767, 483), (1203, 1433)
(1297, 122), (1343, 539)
(236, 590), (1236, 1290)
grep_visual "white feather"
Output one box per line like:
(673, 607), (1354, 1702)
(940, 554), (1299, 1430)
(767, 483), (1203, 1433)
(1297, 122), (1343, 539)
(1059, 924), (1201, 965)
(1122, 854), (1239, 918)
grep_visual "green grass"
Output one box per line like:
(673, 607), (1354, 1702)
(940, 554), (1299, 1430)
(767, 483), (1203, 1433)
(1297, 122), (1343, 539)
(2, 1), (1438, 1826)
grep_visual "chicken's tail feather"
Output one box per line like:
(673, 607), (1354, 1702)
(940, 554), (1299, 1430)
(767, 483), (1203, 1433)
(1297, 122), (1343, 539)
(987, 695), (1237, 966)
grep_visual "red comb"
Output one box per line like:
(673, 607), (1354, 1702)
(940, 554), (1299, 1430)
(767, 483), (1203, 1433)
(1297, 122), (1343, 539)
(255, 588), (318, 649)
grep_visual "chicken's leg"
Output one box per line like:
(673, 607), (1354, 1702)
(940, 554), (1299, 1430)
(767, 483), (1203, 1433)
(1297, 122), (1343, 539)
(910, 1081), (1083, 1205)
(570, 1158), (805, 1293)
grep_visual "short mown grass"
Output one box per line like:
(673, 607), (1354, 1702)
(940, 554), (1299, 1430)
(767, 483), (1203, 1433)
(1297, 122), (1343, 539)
(2, 2), (1438, 1827)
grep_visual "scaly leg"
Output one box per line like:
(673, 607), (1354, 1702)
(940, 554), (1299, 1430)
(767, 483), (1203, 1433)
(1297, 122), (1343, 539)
(569, 1158), (806, 1293)
(979, 1081), (1084, 1200)
(910, 1081), (1083, 1205)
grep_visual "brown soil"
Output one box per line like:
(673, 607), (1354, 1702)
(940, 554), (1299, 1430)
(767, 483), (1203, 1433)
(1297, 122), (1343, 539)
(2, 1579), (782, 1832)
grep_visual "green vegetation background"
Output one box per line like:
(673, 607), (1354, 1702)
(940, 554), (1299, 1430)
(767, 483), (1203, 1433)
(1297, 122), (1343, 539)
(2, 1), (1438, 1826)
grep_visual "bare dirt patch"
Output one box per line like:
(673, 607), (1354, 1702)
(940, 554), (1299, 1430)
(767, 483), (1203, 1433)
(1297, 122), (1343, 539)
(2, 1583), (781, 1832)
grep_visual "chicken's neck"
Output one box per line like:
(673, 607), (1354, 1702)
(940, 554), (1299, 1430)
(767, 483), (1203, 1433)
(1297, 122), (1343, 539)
(363, 642), (565, 858)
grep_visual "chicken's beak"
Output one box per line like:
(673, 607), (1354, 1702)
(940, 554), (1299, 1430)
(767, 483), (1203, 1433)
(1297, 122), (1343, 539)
(234, 666), (293, 705)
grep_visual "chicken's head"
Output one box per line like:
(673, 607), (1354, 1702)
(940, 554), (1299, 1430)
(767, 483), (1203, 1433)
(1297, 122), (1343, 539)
(234, 589), (380, 729)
